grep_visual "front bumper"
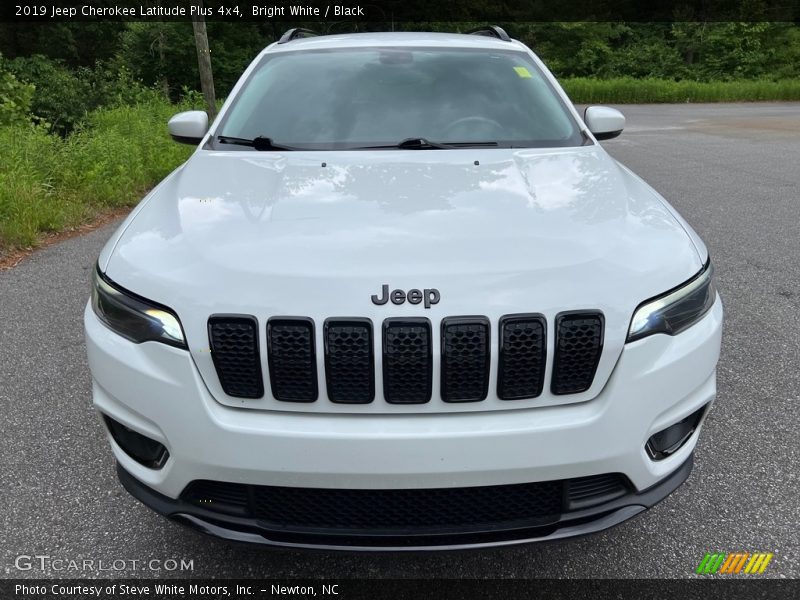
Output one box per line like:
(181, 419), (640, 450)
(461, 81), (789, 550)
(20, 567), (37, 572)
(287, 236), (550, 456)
(117, 455), (693, 550)
(85, 297), (722, 547)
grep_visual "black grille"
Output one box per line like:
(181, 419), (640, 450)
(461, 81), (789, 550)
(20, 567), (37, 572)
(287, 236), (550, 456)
(441, 317), (490, 402)
(382, 318), (432, 404)
(181, 472), (631, 532)
(566, 473), (629, 510)
(206, 311), (604, 404)
(267, 318), (318, 402)
(185, 480), (563, 531)
(497, 314), (546, 400)
(324, 319), (374, 404)
(208, 316), (264, 399)
(551, 312), (604, 395)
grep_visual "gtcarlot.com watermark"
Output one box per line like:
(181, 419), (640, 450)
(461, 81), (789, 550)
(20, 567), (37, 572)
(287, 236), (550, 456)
(14, 555), (194, 573)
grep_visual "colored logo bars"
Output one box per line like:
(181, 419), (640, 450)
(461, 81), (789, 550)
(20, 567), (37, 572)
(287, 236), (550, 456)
(696, 552), (774, 575)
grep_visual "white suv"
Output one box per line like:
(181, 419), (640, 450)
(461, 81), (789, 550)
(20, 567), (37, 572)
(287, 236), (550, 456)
(85, 27), (722, 549)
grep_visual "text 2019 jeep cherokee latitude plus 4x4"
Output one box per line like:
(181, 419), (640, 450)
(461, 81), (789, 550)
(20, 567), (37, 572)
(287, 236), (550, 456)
(85, 29), (722, 549)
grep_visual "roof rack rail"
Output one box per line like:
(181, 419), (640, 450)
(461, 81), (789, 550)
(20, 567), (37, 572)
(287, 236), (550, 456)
(466, 25), (511, 42)
(278, 28), (319, 44)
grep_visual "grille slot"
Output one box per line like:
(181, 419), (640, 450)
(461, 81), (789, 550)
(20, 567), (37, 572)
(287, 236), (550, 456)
(382, 318), (432, 404)
(441, 317), (490, 402)
(267, 318), (318, 402)
(551, 312), (604, 395)
(208, 315), (264, 399)
(183, 480), (250, 516)
(324, 319), (374, 404)
(566, 473), (630, 510)
(497, 314), (546, 400)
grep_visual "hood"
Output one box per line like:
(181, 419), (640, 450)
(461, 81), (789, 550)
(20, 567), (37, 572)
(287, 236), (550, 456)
(104, 146), (703, 410)
(107, 146), (701, 295)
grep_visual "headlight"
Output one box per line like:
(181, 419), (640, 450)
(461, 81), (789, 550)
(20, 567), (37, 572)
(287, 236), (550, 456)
(627, 260), (716, 343)
(91, 266), (187, 349)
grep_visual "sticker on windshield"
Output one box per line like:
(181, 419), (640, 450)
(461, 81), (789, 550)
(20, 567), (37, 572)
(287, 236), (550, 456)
(513, 66), (532, 78)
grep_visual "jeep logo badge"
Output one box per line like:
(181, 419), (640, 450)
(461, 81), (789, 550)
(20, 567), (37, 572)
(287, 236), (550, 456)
(371, 284), (440, 308)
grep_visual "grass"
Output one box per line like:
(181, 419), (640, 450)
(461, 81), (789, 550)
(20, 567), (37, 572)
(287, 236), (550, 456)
(0, 97), (193, 251)
(562, 77), (800, 103)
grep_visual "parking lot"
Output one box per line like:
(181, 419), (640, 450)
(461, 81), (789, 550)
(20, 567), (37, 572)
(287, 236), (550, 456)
(1, 103), (798, 578)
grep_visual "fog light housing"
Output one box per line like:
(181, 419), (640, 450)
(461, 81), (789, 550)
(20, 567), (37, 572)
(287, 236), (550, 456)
(103, 415), (169, 469)
(646, 405), (707, 461)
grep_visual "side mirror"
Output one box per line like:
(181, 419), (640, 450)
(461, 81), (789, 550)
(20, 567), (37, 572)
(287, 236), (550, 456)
(168, 111), (209, 145)
(584, 106), (625, 140)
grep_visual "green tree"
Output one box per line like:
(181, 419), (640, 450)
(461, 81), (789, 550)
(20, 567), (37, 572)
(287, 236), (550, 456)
(0, 23), (125, 67)
(697, 22), (773, 80)
(7, 55), (91, 133)
(114, 21), (267, 101)
(0, 53), (34, 126)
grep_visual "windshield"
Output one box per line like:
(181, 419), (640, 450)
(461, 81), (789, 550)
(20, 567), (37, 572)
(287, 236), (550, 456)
(215, 47), (584, 150)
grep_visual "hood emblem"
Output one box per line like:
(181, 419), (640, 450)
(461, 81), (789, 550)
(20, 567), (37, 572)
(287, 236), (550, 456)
(371, 284), (440, 308)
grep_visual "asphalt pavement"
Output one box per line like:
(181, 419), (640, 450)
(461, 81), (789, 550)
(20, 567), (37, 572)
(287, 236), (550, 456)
(1, 103), (798, 579)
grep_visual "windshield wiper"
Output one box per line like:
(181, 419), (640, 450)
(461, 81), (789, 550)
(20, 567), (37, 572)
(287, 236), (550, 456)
(216, 135), (501, 151)
(397, 137), (452, 150)
(442, 141), (500, 148)
(216, 135), (298, 151)
(358, 138), (500, 150)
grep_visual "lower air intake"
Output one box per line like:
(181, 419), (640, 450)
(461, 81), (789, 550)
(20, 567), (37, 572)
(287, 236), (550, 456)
(186, 480), (563, 531)
(180, 472), (631, 532)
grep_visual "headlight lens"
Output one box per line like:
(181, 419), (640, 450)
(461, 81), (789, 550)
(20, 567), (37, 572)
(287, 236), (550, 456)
(91, 267), (187, 349)
(627, 261), (716, 343)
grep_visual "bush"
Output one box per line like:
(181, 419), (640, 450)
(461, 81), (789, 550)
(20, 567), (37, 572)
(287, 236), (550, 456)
(0, 53), (34, 126)
(79, 63), (165, 109)
(7, 54), (165, 135)
(0, 97), (193, 250)
(7, 54), (92, 134)
(57, 99), (192, 206)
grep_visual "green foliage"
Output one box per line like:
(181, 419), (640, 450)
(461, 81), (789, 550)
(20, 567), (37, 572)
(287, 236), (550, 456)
(0, 22), (127, 67)
(562, 77), (800, 103)
(113, 21), (264, 100)
(7, 54), (161, 135)
(7, 54), (92, 134)
(506, 22), (800, 81)
(0, 97), (192, 250)
(0, 53), (34, 126)
(79, 63), (164, 109)
(696, 22), (781, 80)
(514, 23), (630, 78)
(113, 22), (197, 101)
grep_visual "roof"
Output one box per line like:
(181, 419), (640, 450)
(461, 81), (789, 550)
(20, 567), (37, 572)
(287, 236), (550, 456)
(263, 31), (527, 54)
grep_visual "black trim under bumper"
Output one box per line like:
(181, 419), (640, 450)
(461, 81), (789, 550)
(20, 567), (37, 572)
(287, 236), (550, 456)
(116, 455), (693, 551)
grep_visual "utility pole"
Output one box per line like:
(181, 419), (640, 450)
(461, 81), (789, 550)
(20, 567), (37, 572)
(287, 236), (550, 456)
(157, 24), (169, 99)
(191, 1), (216, 120)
